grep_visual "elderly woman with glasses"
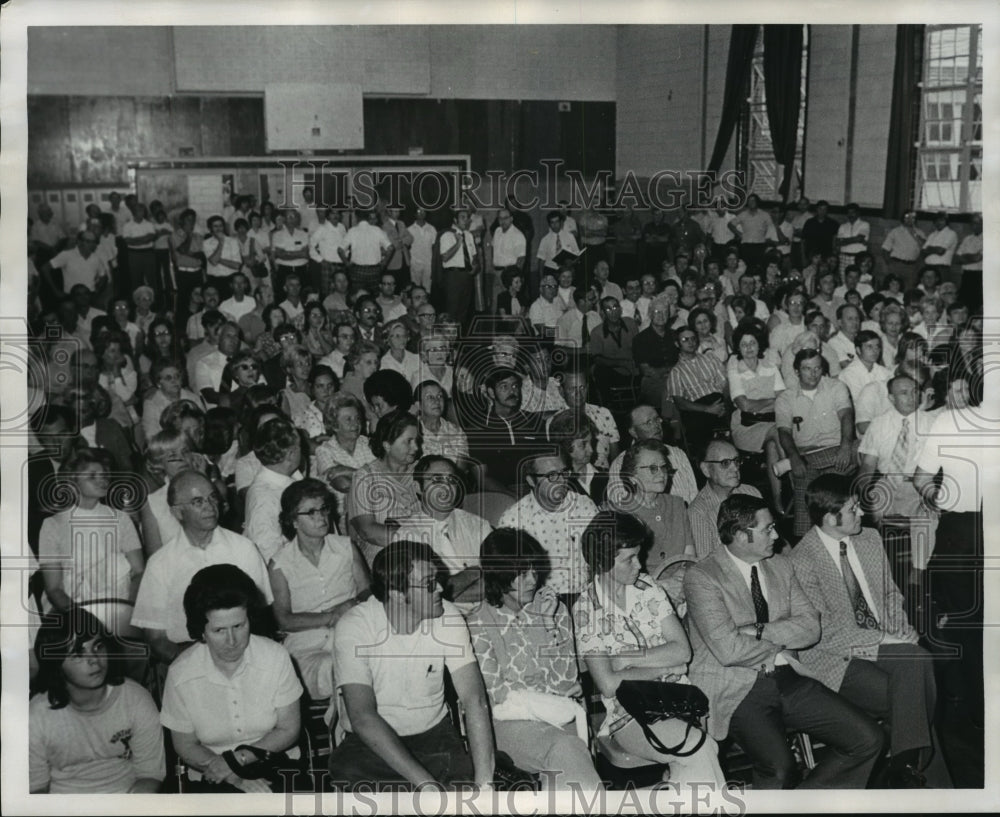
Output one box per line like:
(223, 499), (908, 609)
(269, 479), (370, 701)
(142, 357), (204, 442)
(574, 511), (726, 790)
(608, 439), (696, 610)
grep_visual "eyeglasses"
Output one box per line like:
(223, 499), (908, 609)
(536, 468), (571, 483)
(703, 456), (743, 469)
(418, 311), (437, 319)
(636, 463), (676, 476)
(236, 362), (259, 371)
(426, 474), (461, 484)
(409, 576), (440, 593)
(751, 523), (778, 534)
(171, 495), (220, 510)
(296, 505), (332, 518)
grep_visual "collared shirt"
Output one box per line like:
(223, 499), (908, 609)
(837, 357), (891, 405)
(528, 296), (567, 329)
(193, 349), (229, 398)
(956, 233), (982, 270)
(380, 348), (421, 383)
(731, 209), (774, 243)
(392, 509), (492, 574)
(49, 248), (108, 291)
(381, 217), (413, 271)
(160, 636), (302, 754)
(826, 331), (858, 366)
(407, 221), (437, 274)
(332, 597), (476, 736)
(573, 576), (687, 736)
(704, 211), (735, 244)
(492, 225), (527, 267)
(171, 227), (204, 270)
(589, 318), (639, 376)
(497, 492), (598, 594)
(665, 353), (727, 402)
(915, 408), (987, 513)
(309, 220), (348, 263)
(418, 417), (469, 461)
(633, 324), (680, 370)
(271, 227), (310, 267)
(836, 218), (870, 254)
(131, 526), (272, 642)
(923, 226), (958, 265)
(146, 482), (182, 545)
(536, 228), (579, 269)
(775, 375), (851, 451)
(812, 528), (907, 645)
(721, 548), (790, 664)
(521, 376), (568, 414)
(203, 234), (242, 278)
(219, 295), (256, 323)
(881, 225), (924, 262)
(688, 484), (762, 559)
(858, 407), (938, 476)
(110, 205), (132, 232)
(555, 307), (601, 350)
(439, 228), (477, 270)
(121, 219), (156, 249)
(244, 467), (298, 563)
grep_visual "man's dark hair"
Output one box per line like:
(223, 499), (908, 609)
(806, 473), (856, 528)
(253, 417), (299, 465)
(363, 369), (413, 412)
(717, 493), (770, 546)
(371, 540), (445, 603)
(579, 510), (653, 577)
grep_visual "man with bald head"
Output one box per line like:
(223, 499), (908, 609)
(131, 470), (272, 664)
(688, 440), (763, 559)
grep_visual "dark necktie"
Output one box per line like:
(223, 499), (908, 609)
(750, 565), (769, 624)
(220, 357), (234, 394)
(839, 540), (879, 629)
(459, 231), (472, 270)
(581, 313), (589, 347)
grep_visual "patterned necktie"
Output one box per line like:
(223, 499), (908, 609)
(839, 540), (879, 629)
(750, 565), (769, 624)
(556, 232), (563, 254)
(889, 416), (910, 476)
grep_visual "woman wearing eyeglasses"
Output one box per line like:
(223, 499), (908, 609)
(574, 510), (726, 789)
(269, 479), (370, 701)
(609, 440), (695, 612)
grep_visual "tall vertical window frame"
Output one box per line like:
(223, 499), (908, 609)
(914, 24), (982, 212)
(739, 25), (809, 200)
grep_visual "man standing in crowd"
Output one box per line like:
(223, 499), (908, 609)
(880, 210), (925, 291)
(438, 206), (479, 328)
(407, 208), (437, 295)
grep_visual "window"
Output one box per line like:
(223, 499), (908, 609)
(742, 26), (809, 200)
(914, 24), (982, 212)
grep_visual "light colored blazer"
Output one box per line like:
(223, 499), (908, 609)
(684, 549), (820, 739)
(789, 526), (915, 692)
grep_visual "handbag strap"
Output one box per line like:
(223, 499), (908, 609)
(637, 718), (708, 758)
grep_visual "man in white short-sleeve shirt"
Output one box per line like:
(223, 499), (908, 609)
(329, 540), (494, 791)
(131, 472), (272, 665)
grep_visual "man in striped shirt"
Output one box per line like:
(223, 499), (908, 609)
(665, 326), (730, 455)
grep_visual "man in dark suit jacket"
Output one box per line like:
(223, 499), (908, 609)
(790, 474), (948, 788)
(684, 493), (883, 789)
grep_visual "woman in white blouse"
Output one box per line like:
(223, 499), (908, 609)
(727, 320), (785, 506)
(379, 319), (421, 384)
(313, 392), (376, 524)
(269, 479), (370, 700)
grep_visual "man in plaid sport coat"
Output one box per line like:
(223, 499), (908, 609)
(789, 474), (950, 788)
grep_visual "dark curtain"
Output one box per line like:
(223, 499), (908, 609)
(707, 25), (758, 174)
(883, 25), (924, 215)
(763, 25), (804, 202)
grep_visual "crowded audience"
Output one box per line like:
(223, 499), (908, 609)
(26, 191), (983, 794)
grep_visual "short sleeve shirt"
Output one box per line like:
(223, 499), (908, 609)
(775, 376), (851, 451)
(160, 637), (302, 753)
(333, 597), (476, 736)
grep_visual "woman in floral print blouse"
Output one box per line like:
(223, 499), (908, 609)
(465, 528), (603, 792)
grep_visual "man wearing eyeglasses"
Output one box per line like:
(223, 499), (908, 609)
(498, 451), (598, 606)
(789, 474), (947, 788)
(392, 455), (492, 578)
(132, 471), (272, 665)
(688, 440), (763, 559)
(329, 540), (495, 792)
(684, 493), (884, 790)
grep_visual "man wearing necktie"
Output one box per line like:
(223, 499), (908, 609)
(439, 207), (478, 329)
(790, 474), (949, 788)
(684, 493), (883, 789)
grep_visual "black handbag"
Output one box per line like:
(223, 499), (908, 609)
(492, 750), (541, 792)
(221, 744), (299, 791)
(740, 409), (776, 427)
(615, 680), (710, 757)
